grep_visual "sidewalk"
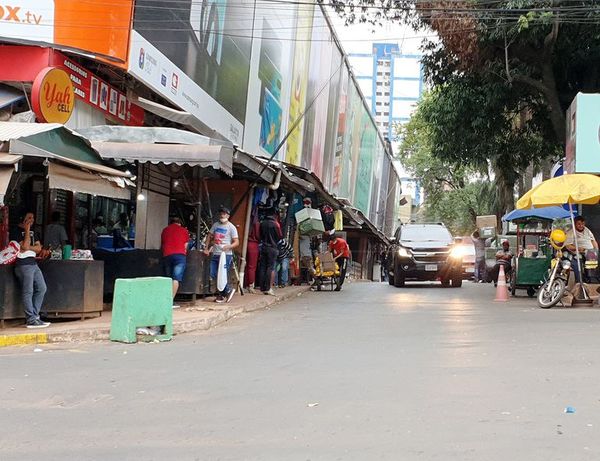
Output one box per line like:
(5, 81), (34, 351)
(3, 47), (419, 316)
(0, 286), (310, 347)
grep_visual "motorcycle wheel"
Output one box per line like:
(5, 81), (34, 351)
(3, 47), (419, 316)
(537, 278), (566, 309)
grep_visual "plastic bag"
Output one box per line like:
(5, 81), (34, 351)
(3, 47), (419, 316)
(0, 241), (20, 265)
(217, 252), (228, 292)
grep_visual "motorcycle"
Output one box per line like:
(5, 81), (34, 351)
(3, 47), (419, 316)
(537, 249), (571, 309)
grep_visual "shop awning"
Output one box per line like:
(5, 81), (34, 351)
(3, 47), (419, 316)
(0, 154), (21, 204)
(90, 142), (234, 177)
(76, 125), (221, 146)
(0, 85), (25, 109)
(47, 162), (131, 200)
(129, 97), (228, 141)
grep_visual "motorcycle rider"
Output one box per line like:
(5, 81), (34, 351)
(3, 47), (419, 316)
(492, 240), (513, 286)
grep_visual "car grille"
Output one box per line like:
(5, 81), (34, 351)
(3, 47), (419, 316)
(412, 249), (450, 264)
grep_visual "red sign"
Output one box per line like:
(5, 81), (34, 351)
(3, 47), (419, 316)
(31, 67), (74, 124)
(49, 54), (144, 126)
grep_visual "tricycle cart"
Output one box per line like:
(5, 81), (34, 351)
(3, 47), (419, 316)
(313, 252), (340, 291)
(502, 207), (571, 297)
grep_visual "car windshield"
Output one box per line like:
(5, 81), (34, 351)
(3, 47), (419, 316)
(401, 225), (453, 243)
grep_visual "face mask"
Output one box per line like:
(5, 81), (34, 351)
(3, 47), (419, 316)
(219, 218), (228, 224)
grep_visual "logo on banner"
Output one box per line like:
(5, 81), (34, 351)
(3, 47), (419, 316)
(31, 67), (74, 124)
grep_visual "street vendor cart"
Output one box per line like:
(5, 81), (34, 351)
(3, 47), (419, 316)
(502, 207), (572, 297)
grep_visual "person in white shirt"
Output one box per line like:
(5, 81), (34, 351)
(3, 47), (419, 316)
(566, 216), (598, 254)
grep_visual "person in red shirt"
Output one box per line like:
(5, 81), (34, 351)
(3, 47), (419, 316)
(161, 217), (190, 300)
(328, 233), (351, 291)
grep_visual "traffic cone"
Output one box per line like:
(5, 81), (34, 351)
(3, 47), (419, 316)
(494, 264), (509, 302)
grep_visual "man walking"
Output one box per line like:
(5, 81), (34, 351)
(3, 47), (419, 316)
(204, 207), (239, 303)
(16, 212), (49, 328)
(161, 216), (190, 303)
(259, 208), (282, 296)
(328, 233), (350, 291)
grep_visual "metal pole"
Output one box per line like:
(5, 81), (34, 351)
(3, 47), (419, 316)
(238, 186), (255, 293)
(570, 204), (588, 299)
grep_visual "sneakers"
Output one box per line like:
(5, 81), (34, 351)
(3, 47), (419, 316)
(247, 286), (256, 294)
(26, 319), (50, 329)
(264, 289), (276, 296)
(226, 288), (236, 303)
(215, 296), (226, 304)
(172, 304), (181, 309)
(334, 286), (342, 292)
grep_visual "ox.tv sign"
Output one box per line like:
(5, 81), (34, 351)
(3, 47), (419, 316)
(0, 0), (54, 43)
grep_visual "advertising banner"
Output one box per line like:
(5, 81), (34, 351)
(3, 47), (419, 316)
(566, 93), (600, 173)
(331, 66), (349, 195)
(354, 110), (376, 214)
(129, 31), (244, 144)
(132, 0), (252, 142)
(284, 2), (314, 166)
(242, 2), (295, 160)
(308, 12), (333, 179)
(0, 1), (133, 65)
(321, 47), (343, 190)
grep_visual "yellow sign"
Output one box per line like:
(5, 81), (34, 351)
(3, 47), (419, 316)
(32, 67), (74, 124)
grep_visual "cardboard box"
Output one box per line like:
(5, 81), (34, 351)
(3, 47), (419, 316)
(296, 208), (325, 236)
(476, 215), (497, 229)
(479, 227), (496, 238)
(318, 252), (337, 273)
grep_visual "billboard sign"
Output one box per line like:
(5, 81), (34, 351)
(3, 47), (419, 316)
(131, 0), (252, 143)
(565, 93), (600, 174)
(129, 31), (243, 144)
(0, 1), (133, 64)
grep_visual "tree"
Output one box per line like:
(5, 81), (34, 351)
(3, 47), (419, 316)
(398, 95), (497, 234)
(332, 0), (600, 147)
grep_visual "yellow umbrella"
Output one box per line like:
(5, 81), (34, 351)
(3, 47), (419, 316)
(516, 173), (600, 299)
(517, 174), (600, 209)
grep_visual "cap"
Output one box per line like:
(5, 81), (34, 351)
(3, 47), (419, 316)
(218, 206), (231, 215)
(303, 197), (312, 204)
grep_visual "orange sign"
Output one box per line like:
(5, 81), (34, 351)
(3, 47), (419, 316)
(31, 67), (75, 124)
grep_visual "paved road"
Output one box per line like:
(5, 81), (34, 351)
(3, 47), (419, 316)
(2, 281), (600, 460)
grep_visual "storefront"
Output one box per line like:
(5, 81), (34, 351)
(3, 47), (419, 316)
(78, 125), (290, 299)
(0, 122), (134, 325)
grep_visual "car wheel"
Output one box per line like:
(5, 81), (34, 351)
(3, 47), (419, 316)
(451, 276), (462, 288)
(393, 265), (405, 287)
(441, 278), (450, 287)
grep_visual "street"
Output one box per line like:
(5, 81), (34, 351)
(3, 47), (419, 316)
(2, 281), (600, 460)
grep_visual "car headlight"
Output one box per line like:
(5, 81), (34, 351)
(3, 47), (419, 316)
(562, 260), (571, 270)
(450, 246), (466, 259)
(398, 247), (412, 258)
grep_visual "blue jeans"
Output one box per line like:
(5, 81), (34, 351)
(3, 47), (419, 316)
(15, 264), (47, 324)
(475, 258), (486, 281)
(277, 258), (290, 286)
(210, 254), (233, 296)
(163, 254), (187, 282)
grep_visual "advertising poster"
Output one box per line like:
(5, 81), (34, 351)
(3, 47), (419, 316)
(369, 143), (384, 223)
(321, 48), (343, 191)
(0, 0), (133, 65)
(340, 82), (359, 200)
(331, 67), (349, 195)
(257, 19), (284, 155)
(284, 3), (314, 166)
(354, 110), (377, 214)
(133, 0), (252, 137)
(308, 12), (333, 180)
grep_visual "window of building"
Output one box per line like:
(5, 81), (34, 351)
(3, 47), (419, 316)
(376, 92), (382, 96)
(383, 112), (389, 116)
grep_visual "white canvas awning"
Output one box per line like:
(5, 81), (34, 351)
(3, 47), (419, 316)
(48, 162), (132, 200)
(91, 142), (234, 177)
(0, 153), (21, 204)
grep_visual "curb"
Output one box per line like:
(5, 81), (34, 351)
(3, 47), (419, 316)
(0, 286), (310, 347)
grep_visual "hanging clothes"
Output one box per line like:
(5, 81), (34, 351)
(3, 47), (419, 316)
(334, 210), (344, 231)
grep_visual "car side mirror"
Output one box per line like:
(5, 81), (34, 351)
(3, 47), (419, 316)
(389, 237), (397, 243)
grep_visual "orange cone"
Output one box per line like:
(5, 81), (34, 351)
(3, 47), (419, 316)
(494, 264), (509, 302)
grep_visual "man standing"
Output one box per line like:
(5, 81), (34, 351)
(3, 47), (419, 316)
(277, 238), (293, 288)
(204, 207), (239, 303)
(471, 230), (487, 283)
(328, 233), (351, 291)
(15, 213), (49, 328)
(259, 208), (282, 296)
(161, 217), (190, 302)
(44, 211), (69, 249)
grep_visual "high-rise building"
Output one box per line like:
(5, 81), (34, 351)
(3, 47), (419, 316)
(347, 43), (424, 215)
(348, 43), (423, 143)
